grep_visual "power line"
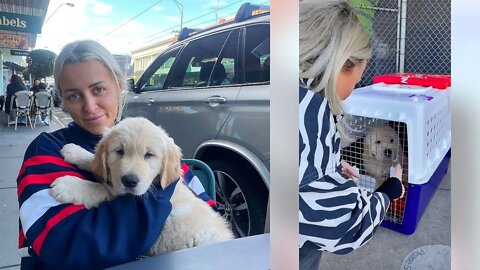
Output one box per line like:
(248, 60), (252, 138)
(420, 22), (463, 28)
(131, 0), (270, 50)
(142, 15), (226, 44)
(101, 0), (164, 39)
(137, 0), (247, 44)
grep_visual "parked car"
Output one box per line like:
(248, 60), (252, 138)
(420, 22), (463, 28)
(123, 3), (270, 238)
(47, 85), (62, 107)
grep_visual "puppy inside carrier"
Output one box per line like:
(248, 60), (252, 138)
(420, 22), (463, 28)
(340, 117), (409, 225)
(340, 74), (451, 235)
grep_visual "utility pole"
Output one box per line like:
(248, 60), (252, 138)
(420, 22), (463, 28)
(215, 0), (219, 23)
(171, 0), (184, 32)
(44, 3), (74, 25)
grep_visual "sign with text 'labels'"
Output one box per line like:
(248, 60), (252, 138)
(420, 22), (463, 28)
(0, 12), (42, 34)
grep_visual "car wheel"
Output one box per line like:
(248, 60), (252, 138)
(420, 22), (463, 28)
(208, 159), (268, 238)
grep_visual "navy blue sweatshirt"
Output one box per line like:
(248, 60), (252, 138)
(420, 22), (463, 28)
(18, 122), (176, 270)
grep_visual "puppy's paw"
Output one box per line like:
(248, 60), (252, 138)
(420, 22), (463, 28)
(50, 176), (81, 204)
(51, 176), (108, 208)
(61, 143), (94, 168)
(61, 144), (84, 163)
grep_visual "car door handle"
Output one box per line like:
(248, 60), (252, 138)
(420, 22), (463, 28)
(203, 96), (227, 106)
(146, 98), (155, 105)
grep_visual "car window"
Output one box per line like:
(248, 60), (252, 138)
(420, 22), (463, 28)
(214, 29), (240, 86)
(142, 47), (181, 91)
(168, 30), (231, 89)
(244, 24), (270, 83)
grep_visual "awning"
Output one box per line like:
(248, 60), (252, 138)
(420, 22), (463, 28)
(3, 61), (25, 72)
(0, 0), (50, 49)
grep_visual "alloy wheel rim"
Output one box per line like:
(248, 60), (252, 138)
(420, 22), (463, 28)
(214, 169), (250, 238)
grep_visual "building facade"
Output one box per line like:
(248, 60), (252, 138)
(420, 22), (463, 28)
(0, 0), (49, 95)
(131, 35), (176, 80)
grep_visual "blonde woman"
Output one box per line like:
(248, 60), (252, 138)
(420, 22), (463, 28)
(17, 40), (214, 269)
(298, 0), (404, 269)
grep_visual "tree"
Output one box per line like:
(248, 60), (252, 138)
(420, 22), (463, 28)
(22, 68), (30, 81)
(26, 49), (57, 79)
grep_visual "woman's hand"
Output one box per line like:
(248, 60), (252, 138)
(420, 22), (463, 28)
(392, 164), (405, 200)
(341, 160), (360, 180)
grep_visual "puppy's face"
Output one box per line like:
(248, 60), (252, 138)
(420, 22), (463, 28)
(364, 126), (399, 162)
(92, 117), (182, 196)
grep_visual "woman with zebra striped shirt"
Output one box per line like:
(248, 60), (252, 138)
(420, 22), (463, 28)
(298, 1), (405, 269)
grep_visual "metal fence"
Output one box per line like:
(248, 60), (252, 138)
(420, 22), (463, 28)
(360, 0), (451, 86)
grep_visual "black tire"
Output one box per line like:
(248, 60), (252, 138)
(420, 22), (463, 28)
(207, 159), (268, 238)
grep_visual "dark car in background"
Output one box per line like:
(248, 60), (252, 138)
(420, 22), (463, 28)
(123, 3), (270, 238)
(46, 84), (62, 107)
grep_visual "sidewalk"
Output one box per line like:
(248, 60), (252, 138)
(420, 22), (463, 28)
(0, 111), (67, 269)
(320, 165), (451, 269)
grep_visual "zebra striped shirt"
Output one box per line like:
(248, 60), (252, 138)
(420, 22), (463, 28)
(299, 85), (390, 254)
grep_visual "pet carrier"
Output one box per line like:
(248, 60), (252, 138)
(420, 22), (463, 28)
(340, 74), (451, 235)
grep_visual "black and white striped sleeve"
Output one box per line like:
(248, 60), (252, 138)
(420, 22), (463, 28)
(298, 86), (390, 255)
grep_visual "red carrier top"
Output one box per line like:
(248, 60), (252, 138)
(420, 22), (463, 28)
(373, 73), (451, 90)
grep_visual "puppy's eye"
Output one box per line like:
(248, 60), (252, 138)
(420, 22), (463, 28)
(144, 152), (154, 159)
(390, 139), (394, 143)
(116, 149), (124, 156)
(376, 140), (381, 144)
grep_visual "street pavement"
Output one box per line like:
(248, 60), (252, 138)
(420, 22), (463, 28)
(0, 109), (451, 269)
(0, 108), (70, 270)
(320, 165), (451, 269)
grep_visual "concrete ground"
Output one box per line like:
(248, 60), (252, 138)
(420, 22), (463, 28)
(320, 165), (451, 270)
(0, 109), (69, 270)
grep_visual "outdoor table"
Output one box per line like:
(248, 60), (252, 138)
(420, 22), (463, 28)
(108, 233), (270, 270)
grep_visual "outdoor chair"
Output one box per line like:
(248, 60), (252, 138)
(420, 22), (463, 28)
(8, 90), (33, 130)
(182, 159), (216, 202)
(32, 91), (53, 128)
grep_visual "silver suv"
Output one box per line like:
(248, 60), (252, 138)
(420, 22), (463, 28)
(124, 3), (270, 238)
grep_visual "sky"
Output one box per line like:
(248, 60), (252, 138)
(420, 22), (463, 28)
(35, 0), (269, 55)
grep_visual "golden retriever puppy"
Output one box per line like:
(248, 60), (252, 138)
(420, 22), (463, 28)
(362, 125), (406, 189)
(50, 117), (234, 255)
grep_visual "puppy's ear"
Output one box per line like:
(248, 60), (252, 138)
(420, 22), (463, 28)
(363, 129), (374, 155)
(91, 137), (109, 181)
(159, 137), (183, 189)
(363, 130), (371, 149)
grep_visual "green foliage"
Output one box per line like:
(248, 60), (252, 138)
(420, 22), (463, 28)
(22, 68), (30, 81)
(26, 49), (57, 79)
(349, 0), (379, 38)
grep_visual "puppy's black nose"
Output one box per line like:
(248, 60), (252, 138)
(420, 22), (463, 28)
(121, 174), (139, 188)
(384, 149), (393, 157)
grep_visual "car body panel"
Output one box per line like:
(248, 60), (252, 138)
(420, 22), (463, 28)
(124, 85), (241, 158)
(194, 139), (270, 187)
(216, 83), (270, 167)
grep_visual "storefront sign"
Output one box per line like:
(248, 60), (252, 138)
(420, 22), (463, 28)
(10, 49), (29, 56)
(0, 12), (42, 34)
(0, 33), (29, 50)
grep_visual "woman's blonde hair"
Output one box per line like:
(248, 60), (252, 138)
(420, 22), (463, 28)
(299, 0), (372, 115)
(53, 40), (126, 123)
